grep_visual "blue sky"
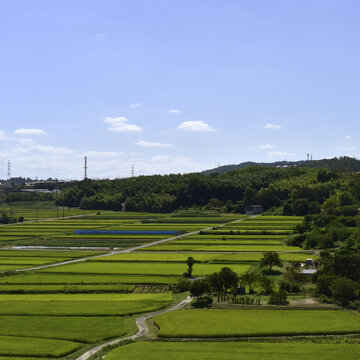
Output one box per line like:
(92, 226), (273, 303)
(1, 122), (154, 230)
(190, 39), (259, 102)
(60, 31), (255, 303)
(0, 0), (359, 179)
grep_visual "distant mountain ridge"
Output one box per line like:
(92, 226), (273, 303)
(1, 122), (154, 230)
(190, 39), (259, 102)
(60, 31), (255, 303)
(202, 156), (360, 175)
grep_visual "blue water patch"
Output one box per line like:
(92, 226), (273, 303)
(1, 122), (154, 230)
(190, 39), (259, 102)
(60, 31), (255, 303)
(74, 230), (182, 235)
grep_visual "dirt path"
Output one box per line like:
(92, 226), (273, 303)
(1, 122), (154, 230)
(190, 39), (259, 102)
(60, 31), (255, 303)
(76, 296), (191, 360)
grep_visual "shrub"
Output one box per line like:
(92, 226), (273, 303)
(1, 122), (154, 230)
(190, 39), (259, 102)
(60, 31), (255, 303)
(268, 289), (288, 305)
(279, 280), (301, 293)
(191, 296), (213, 308)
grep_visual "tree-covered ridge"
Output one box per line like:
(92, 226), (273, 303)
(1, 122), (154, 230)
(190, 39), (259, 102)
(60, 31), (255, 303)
(54, 165), (360, 214)
(202, 156), (360, 175)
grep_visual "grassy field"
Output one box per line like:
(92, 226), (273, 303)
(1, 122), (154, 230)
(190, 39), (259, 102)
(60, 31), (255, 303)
(105, 342), (360, 360)
(155, 309), (360, 338)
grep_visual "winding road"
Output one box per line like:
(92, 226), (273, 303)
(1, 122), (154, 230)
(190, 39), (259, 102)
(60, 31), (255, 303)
(76, 296), (192, 360)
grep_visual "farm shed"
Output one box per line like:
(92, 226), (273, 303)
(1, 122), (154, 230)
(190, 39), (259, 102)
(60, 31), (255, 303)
(245, 205), (264, 215)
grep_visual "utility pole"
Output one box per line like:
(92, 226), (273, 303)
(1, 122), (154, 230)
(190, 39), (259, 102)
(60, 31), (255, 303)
(131, 164), (134, 177)
(7, 160), (10, 180)
(84, 156), (88, 180)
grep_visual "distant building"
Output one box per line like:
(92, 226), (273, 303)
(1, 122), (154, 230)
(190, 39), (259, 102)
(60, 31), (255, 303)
(245, 205), (264, 215)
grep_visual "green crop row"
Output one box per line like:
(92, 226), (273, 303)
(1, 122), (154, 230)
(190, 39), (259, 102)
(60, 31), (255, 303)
(0, 273), (180, 285)
(0, 335), (82, 358)
(155, 309), (360, 338)
(0, 315), (127, 343)
(142, 244), (302, 252)
(39, 262), (251, 276)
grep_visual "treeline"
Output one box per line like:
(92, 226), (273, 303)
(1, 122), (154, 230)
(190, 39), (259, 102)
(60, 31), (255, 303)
(54, 166), (360, 214)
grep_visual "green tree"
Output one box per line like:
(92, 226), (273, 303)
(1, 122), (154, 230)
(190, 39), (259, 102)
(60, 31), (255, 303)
(239, 270), (261, 294)
(330, 277), (359, 305)
(218, 267), (238, 297)
(186, 257), (195, 278)
(260, 252), (283, 272)
(189, 279), (209, 299)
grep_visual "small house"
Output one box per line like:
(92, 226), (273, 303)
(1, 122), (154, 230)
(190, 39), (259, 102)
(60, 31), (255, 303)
(245, 205), (264, 215)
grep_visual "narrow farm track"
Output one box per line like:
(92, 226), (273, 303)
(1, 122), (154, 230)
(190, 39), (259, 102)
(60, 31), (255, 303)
(76, 296), (192, 360)
(0, 211), (107, 226)
(11, 216), (255, 273)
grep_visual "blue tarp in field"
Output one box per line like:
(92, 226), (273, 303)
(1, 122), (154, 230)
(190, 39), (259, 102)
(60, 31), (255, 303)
(74, 230), (182, 235)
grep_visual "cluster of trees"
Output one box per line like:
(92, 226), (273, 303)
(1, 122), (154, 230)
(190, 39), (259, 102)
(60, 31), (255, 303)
(177, 253), (292, 305)
(289, 211), (360, 249)
(0, 213), (24, 224)
(314, 249), (360, 307)
(52, 166), (360, 214)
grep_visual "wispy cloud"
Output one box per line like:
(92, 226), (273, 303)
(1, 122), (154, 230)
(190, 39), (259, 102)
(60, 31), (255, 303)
(259, 144), (275, 150)
(104, 117), (142, 132)
(265, 123), (282, 129)
(85, 151), (124, 158)
(15, 138), (74, 155)
(137, 140), (174, 148)
(336, 146), (356, 151)
(169, 109), (181, 114)
(178, 121), (215, 132)
(268, 151), (296, 158)
(129, 103), (143, 108)
(95, 33), (107, 39)
(0, 130), (7, 140)
(345, 135), (352, 139)
(14, 128), (46, 135)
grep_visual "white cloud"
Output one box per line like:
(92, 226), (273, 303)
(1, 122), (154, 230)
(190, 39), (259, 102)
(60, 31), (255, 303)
(104, 117), (142, 132)
(129, 103), (143, 108)
(336, 146), (356, 151)
(345, 135), (352, 139)
(150, 155), (172, 163)
(136, 140), (174, 148)
(95, 33), (107, 39)
(0, 131), (7, 140)
(178, 121), (215, 132)
(14, 128), (46, 135)
(259, 144), (275, 150)
(265, 123), (282, 129)
(85, 151), (124, 158)
(169, 109), (181, 114)
(14, 139), (74, 155)
(268, 151), (296, 158)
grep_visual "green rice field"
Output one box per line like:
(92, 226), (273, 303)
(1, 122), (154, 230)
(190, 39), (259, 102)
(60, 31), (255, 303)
(142, 244), (303, 252)
(105, 342), (360, 360)
(38, 261), (251, 276)
(155, 309), (360, 338)
(0, 335), (82, 358)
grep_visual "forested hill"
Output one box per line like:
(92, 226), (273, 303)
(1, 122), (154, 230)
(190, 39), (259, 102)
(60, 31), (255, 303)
(54, 166), (360, 215)
(202, 156), (360, 175)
